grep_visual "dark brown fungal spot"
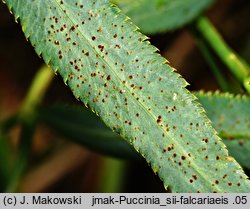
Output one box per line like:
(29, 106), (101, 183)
(193, 175), (197, 180)
(190, 179), (193, 183)
(107, 75), (111, 81)
(203, 138), (208, 143)
(215, 180), (219, 184)
(129, 75), (133, 79)
(228, 182), (232, 186)
(92, 36), (96, 41)
(98, 45), (104, 52)
(181, 156), (186, 160)
(70, 26), (76, 31)
(113, 34), (117, 38)
(115, 44), (120, 49)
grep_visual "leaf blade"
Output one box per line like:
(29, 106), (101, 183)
(196, 91), (250, 140)
(4, 0), (250, 192)
(112, 0), (215, 34)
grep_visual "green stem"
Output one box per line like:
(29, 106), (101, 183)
(19, 65), (55, 120)
(98, 157), (127, 192)
(5, 123), (36, 192)
(5, 65), (54, 192)
(195, 37), (230, 92)
(196, 16), (250, 93)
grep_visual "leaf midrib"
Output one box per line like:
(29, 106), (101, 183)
(52, 0), (221, 191)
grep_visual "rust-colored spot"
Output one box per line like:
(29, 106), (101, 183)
(70, 26), (76, 31)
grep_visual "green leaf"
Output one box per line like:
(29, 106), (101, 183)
(196, 91), (250, 170)
(40, 105), (139, 159)
(112, 0), (215, 34)
(196, 91), (250, 140)
(41, 92), (250, 169)
(224, 140), (250, 170)
(4, 0), (250, 192)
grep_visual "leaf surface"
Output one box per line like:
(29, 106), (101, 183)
(41, 92), (250, 168)
(4, 0), (250, 192)
(112, 0), (214, 34)
(196, 91), (250, 140)
(224, 140), (250, 169)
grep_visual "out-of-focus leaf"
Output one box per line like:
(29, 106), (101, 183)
(196, 91), (250, 140)
(40, 105), (140, 159)
(112, 0), (214, 34)
(224, 139), (250, 169)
